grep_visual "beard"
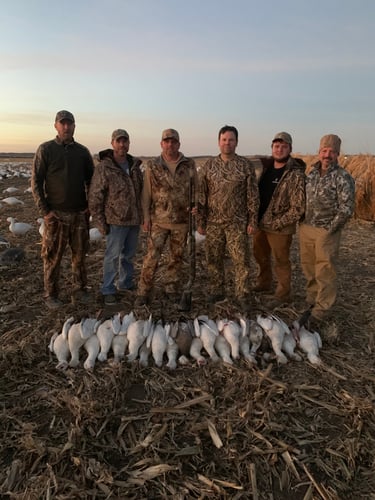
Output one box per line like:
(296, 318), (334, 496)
(273, 154), (290, 163)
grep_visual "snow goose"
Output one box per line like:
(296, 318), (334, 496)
(214, 334), (233, 364)
(2, 197), (24, 206)
(89, 227), (103, 242)
(127, 314), (153, 362)
(217, 318), (241, 360)
(189, 337), (206, 365)
(256, 314), (288, 364)
(151, 321), (170, 367)
(7, 217), (33, 236)
(37, 218), (45, 237)
(291, 320), (322, 365)
(3, 187), (20, 194)
(67, 317), (101, 369)
(194, 315), (220, 362)
(49, 316), (75, 370)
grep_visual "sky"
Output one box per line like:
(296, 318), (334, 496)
(1, 0), (375, 156)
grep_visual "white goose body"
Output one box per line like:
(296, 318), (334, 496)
(292, 321), (322, 365)
(49, 316), (75, 369)
(7, 217), (32, 235)
(214, 334), (233, 364)
(217, 319), (241, 360)
(67, 317), (101, 369)
(190, 337), (206, 365)
(194, 316), (219, 362)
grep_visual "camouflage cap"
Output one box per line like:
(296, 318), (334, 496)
(161, 128), (180, 141)
(272, 131), (292, 145)
(319, 134), (341, 153)
(55, 110), (75, 123)
(112, 129), (129, 141)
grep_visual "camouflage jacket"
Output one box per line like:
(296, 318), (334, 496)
(197, 154), (259, 229)
(142, 154), (197, 225)
(258, 156), (306, 234)
(303, 161), (355, 234)
(88, 149), (143, 234)
(32, 137), (94, 215)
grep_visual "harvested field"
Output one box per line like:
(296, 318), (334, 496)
(1, 157), (375, 499)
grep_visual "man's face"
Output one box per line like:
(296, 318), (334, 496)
(218, 131), (237, 155)
(54, 119), (75, 142)
(272, 140), (291, 162)
(112, 137), (130, 157)
(319, 147), (339, 169)
(161, 137), (180, 157)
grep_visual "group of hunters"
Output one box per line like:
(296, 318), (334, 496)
(31, 110), (355, 331)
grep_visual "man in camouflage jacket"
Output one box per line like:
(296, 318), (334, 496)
(197, 125), (259, 309)
(299, 134), (355, 324)
(88, 129), (143, 305)
(135, 129), (197, 306)
(253, 132), (306, 306)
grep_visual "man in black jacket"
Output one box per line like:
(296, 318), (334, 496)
(32, 110), (94, 309)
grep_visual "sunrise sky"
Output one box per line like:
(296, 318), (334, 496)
(1, 0), (374, 156)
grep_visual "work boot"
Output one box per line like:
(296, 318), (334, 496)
(45, 297), (63, 310)
(104, 294), (117, 306)
(207, 294), (225, 304)
(134, 294), (150, 307)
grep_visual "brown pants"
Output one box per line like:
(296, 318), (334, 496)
(41, 210), (89, 298)
(138, 225), (187, 295)
(205, 223), (251, 298)
(253, 230), (293, 299)
(299, 224), (341, 319)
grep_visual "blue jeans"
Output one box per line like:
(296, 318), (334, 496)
(101, 225), (140, 295)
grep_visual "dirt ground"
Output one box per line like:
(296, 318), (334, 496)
(1, 160), (375, 499)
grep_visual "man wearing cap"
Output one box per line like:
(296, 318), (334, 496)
(32, 110), (94, 309)
(196, 125), (259, 311)
(88, 129), (143, 305)
(299, 134), (355, 326)
(135, 128), (197, 306)
(252, 132), (306, 308)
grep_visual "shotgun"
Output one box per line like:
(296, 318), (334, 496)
(178, 168), (196, 312)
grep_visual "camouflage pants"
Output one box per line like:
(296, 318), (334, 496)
(253, 230), (293, 299)
(41, 210), (89, 298)
(138, 225), (187, 295)
(299, 224), (341, 319)
(205, 223), (251, 298)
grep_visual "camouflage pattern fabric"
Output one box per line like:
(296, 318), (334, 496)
(42, 210), (89, 298)
(258, 156), (306, 234)
(304, 161), (355, 234)
(88, 150), (143, 235)
(137, 225), (187, 295)
(197, 154), (259, 229)
(143, 155), (197, 226)
(205, 223), (251, 298)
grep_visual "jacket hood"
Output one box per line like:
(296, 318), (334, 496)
(98, 149), (141, 168)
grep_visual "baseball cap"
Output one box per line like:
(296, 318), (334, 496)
(55, 110), (75, 123)
(112, 129), (129, 141)
(161, 128), (180, 141)
(272, 132), (292, 145)
(319, 134), (341, 153)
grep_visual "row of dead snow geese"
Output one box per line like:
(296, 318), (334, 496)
(49, 313), (322, 371)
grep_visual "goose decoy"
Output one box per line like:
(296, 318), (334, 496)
(2, 197), (25, 206)
(7, 217), (33, 235)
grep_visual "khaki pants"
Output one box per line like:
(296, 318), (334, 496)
(205, 223), (251, 298)
(253, 230), (293, 299)
(42, 210), (89, 298)
(138, 225), (187, 295)
(299, 224), (341, 319)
